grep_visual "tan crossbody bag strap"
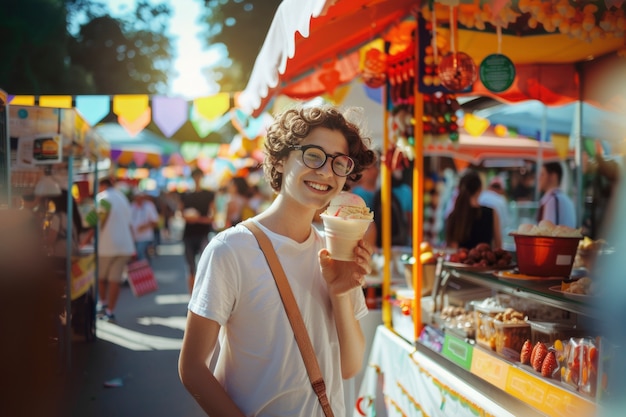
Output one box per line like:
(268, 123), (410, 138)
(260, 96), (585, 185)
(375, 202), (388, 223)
(242, 221), (334, 417)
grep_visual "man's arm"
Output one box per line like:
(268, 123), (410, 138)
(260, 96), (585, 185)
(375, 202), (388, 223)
(178, 312), (246, 417)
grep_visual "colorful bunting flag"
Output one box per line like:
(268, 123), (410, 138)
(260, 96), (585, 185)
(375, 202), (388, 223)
(152, 96), (188, 138)
(76, 95), (110, 127)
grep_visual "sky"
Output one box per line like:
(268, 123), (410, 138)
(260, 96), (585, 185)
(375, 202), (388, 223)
(103, 0), (224, 99)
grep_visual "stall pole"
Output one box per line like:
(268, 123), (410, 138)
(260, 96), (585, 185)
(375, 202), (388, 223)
(93, 162), (100, 335)
(1, 92), (9, 208)
(65, 151), (74, 369)
(411, 21), (425, 341)
(381, 82), (392, 328)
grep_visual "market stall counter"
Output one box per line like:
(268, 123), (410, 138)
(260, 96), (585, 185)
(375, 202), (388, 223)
(374, 256), (604, 417)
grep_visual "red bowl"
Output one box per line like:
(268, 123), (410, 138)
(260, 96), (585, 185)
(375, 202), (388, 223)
(511, 233), (581, 277)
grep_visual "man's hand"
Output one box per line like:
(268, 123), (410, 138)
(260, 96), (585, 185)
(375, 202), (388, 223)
(319, 240), (372, 297)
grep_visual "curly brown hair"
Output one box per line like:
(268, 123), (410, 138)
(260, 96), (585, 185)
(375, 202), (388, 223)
(262, 106), (378, 192)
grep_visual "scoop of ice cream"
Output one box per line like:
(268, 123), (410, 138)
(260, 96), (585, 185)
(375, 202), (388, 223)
(325, 191), (374, 220)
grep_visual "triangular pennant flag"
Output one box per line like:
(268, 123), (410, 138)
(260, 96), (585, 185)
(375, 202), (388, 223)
(146, 154), (162, 167)
(231, 108), (267, 139)
(110, 149), (123, 162)
(76, 95), (111, 127)
(193, 93), (230, 121)
(133, 152), (149, 167)
(39, 95), (72, 109)
(118, 108), (151, 137)
(181, 142), (202, 162)
(160, 154), (171, 165)
(551, 133), (570, 160)
(201, 143), (220, 158)
(113, 94), (150, 123)
(168, 153), (185, 166)
(152, 96), (188, 137)
(582, 138), (596, 158)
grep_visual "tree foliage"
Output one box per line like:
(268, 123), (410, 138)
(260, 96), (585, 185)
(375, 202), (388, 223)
(70, 1), (174, 94)
(199, 0), (282, 92)
(0, 0), (174, 95)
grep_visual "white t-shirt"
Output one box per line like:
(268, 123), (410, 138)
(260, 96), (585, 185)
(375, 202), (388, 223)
(189, 220), (367, 417)
(131, 199), (159, 242)
(97, 188), (135, 256)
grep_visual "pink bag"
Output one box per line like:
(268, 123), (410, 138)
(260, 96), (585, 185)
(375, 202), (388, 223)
(127, 259), (158, 297)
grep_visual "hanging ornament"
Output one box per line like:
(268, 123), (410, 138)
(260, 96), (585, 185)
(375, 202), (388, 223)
(438, 5), (477, 92)
(361, 48), (387, 88)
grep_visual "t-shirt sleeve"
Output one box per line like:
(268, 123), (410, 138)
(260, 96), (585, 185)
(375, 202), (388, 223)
(188, 235), (240, 326)
(543, 196), (558, 224)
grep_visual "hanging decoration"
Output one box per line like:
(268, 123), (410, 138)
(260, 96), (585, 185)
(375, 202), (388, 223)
(437, 6), (477, 92)
(361, 47), (387, 88)
(386, 39), (417, 169)
(438, 52), (477, 92)
(422, 92), (461, 143)
(479, 21), (516, 93)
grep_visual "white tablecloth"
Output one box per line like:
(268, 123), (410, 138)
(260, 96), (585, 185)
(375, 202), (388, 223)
(353, 325), (517, 417)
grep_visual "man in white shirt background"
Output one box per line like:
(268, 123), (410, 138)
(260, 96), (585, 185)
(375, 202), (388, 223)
(537, 161), (577, 228)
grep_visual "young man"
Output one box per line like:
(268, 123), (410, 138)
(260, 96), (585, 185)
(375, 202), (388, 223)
(537, 161), (576, 228)
(178, 106), (377, 416)
(83, 178), (135, 322)
(180, 168), (216, 293)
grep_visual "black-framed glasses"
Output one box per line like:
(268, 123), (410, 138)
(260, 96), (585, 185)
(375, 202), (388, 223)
(291, 144), (355, 177)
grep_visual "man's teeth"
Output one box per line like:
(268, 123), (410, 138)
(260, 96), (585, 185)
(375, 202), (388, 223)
(308, 182), (329, 191)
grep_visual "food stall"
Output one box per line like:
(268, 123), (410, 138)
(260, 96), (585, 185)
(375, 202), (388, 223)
(238, 1), (625, 415)
(5, 101), (110, 366)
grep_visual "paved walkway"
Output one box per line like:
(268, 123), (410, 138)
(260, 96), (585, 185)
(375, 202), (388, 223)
(61, 240), (206, 417)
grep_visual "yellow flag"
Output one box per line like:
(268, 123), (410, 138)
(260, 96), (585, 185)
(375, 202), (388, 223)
(551, 133), (570, 160)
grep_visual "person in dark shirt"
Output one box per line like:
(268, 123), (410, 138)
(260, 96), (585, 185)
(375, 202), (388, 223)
(445, 169), (502, 250)
(180, 168), (216, 292)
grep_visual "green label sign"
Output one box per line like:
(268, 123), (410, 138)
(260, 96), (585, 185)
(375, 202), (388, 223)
(479, 54), (515, 93)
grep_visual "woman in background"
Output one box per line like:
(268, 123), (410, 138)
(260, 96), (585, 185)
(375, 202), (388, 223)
(445, 170), (502, 250)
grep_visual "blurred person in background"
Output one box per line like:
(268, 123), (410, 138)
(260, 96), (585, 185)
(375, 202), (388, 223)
(479, 176), (510, 242)
(180, 168), (216, 292)
(82, 178), (135, 322)
(537, 161), (576, 227)
(130, 190), (160, 261)
(225, 176), (253, 227)
(446, 169), (502, 250)
(350, 160), (379, 209)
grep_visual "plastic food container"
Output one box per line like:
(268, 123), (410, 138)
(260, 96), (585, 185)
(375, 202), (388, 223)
(471, 301), (506, 351)
(528, 320), (584, 345)
(494, 320), (531, 361)
(511, 233), (581, 277)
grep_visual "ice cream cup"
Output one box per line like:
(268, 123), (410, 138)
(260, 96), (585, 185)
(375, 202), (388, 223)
(320, 214), (372, 261)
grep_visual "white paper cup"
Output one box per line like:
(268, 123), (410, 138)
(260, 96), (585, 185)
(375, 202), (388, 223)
(320, 214), (372, 261)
